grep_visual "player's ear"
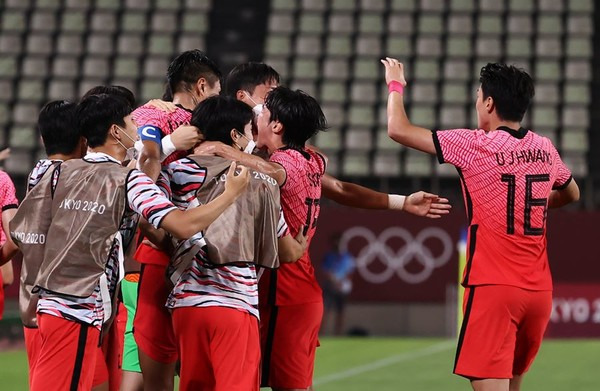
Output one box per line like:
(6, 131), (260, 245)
(230, 128), (240, 142)
(109, 124), (121, 140)
(272, 121), (284, 135)
(236, 90), (246, 102)
(485, 96), (494, 114)
(196, 77), (207, 96)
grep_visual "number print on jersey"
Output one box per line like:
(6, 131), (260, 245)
(501, 174), (549, 236)
(304, 197), (320, 235)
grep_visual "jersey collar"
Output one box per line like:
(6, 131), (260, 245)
(175, 103), (193, 113)
(497, 126), (529, 139)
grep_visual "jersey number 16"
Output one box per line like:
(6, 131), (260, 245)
(501, 174), (549, 236)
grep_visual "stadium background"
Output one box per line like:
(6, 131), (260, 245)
(0, 0), (598, 389)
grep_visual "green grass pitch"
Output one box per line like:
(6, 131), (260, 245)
(0, 338), (598, 390)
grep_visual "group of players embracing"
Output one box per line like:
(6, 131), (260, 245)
(1, 50), (449, 391)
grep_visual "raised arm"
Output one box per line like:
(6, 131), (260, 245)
(548, 179), (579, 209)
(138, 140), (162, 182)
(381, 57), (437, 155)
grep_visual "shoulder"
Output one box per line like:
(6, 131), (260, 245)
(132, 105), (167, 127)
(0, 170), (13, 184)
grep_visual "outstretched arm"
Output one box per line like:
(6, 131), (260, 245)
(194, 141), (287, 186)
(321, 174), (451, 217)
(381, 57), (437, 155)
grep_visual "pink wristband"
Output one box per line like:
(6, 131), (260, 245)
(388, 80), (404, 95)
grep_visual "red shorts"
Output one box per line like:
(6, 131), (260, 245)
(24, 326), (42, 387)
(260, 302), (323, 389)
(454, 285), (552, 379)
(134, 264), (178, 363)
(32, 314), (100, 391)
(92, 346), (109, 388)
(172, 306), (260, 391)
(100, 302), (127, 390)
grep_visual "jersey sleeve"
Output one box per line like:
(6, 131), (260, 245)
(0, 171), (18, 211)
(126, 170), (177, 228)
(165, 158), (207, 210)
(432, 128), (482, 169)
(551, 147), (573, 190)
(132, 106), (166, 144)
(277, 208), (289, 238)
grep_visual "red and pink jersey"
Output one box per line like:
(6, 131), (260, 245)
(132, 104), (192, 165)
(259, 148), (327, 306)
(433, 127), (572, 290)
(0, 170), (18, 246)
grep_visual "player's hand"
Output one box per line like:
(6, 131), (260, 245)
(294, 226), (308, 252)
(0, 148), (10, 161)
(403, 191), (451, 219)
(171, 125), (203, 151)
(380, 57), (407, 86)
(224, 162), (250, 197)
(141, 239), (160, 250)
(146, 99), (177, 113)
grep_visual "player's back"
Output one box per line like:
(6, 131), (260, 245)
(260, 148), (326, 306)
(436, 127), (572, 290)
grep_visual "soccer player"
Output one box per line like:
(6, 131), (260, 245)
(83, 84), (202, 391)
(164, 95), (306, 391)
(197, 65), (451, 390)
(223, 62), (450, 215)
(0, 100), (86, 388)
(380, 58), (580, 391)
(132, 49), (221, 391)
(0, 169), (18, 320)
(10, 93), (248, 391)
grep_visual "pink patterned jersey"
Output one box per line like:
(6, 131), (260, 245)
(259, 148), (327, 306)
(132, 104), (192, 165)
(433, 127), (572, 290)
(0, 171), (18, 246)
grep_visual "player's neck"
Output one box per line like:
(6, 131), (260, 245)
(89, 144), (126, 163)
(488, 118), (521, 132)
(172, 93), (197, 111)
(48, 153), (77, 161)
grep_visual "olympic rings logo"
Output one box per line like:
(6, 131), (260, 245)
(339, 226), (453, 285)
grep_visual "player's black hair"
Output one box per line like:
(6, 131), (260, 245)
(191, 95), (253, 146)
(81, 85), (136, 108)
(167, 50), (222, 94)
(479, 63), (535, 122)
(264, 87), (327, 150)
(37, 100), (79, 156)
(224, 62), (280, 97)
(77, 94), (133, 148)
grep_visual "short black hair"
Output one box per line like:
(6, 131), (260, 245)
(167, 50), (221, 94)
(265, 87), (327, 149)
(81, 85), (136, 108)
(77, 94), (133, 148)
(37, 100), (79, 156)
(191, 96), (253, 146)
(479, 63), (535, 122)
(225, 62), (280, 97)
